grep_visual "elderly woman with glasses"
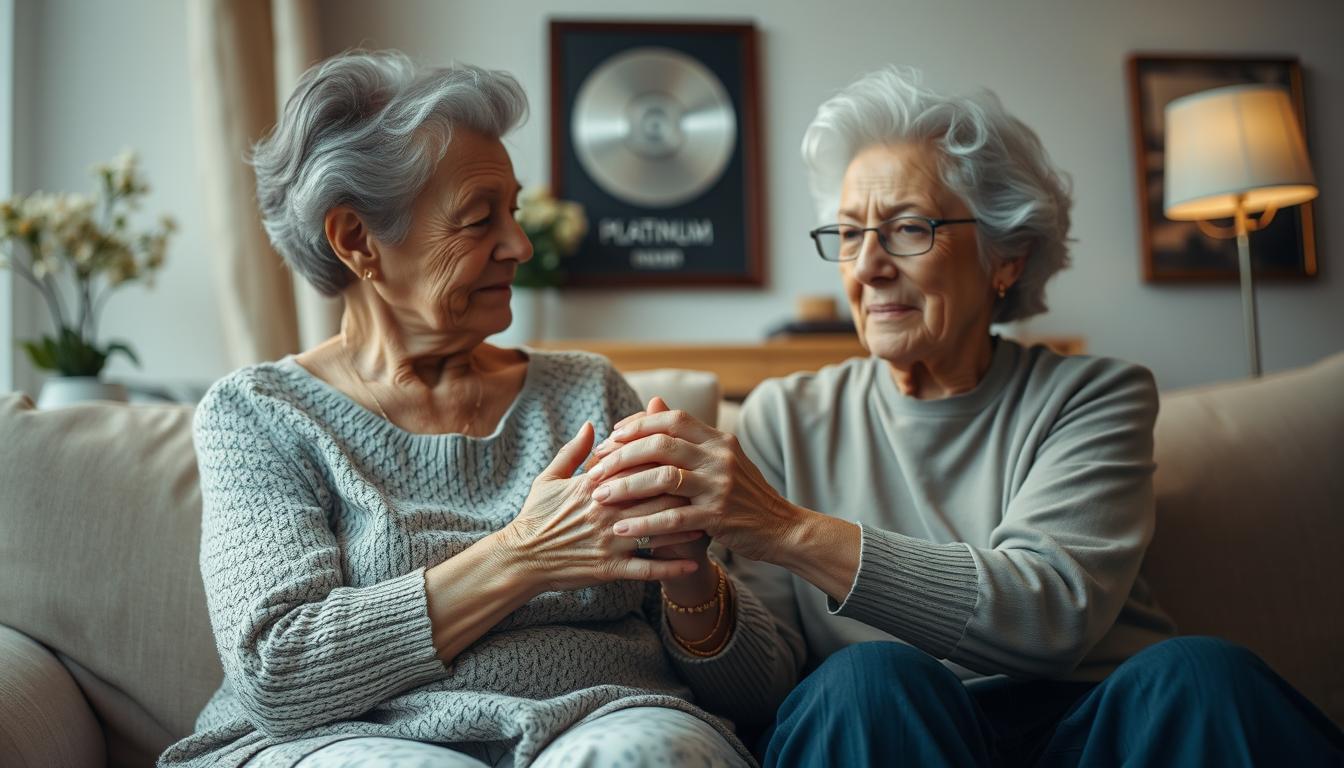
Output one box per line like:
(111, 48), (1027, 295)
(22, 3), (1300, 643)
(586, 67), (1344, 766)
(158, 50), (798, 768)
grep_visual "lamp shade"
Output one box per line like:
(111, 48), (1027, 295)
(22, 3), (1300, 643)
(1164, 84), (1317, 220)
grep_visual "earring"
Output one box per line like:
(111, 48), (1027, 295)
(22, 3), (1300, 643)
(996, 284), (1007, 299)
(363, 269), (374, 281)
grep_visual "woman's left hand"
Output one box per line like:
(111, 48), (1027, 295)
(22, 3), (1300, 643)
(587, 400), (800, 564)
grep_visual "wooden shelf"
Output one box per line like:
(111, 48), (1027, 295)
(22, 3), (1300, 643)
(533, 334), (1085, 400)
(532, 335), (865, 400)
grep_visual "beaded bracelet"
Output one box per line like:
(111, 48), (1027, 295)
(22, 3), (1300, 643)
(662, 562), (726, 614)
(671, 572), (728, 647)
(674, 583), (737, 658)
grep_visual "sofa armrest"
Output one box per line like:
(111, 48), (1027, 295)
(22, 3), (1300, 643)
(0, 624), (106, 767)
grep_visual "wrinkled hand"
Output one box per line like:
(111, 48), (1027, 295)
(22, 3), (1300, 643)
(500, 422), (704, 593)
(586, 404), (799, 563)
(603, 398), (711, 567)
(591, 397), (713, 603)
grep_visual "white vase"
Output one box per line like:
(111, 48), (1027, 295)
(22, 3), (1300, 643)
(490, 287), (550, 348)
(36, 376), (128, 409)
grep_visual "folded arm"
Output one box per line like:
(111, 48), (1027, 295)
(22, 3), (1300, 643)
(194, 387), (446, 737)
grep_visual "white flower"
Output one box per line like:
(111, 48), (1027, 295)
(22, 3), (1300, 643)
(51, 194), (94, 244)
(20, 192), (53, 222)
(112, 148), (137, 174)
(554, 202), (588, 253)
(520, 184), (552, 206)
(109, 149), (141, 195)
(73, 241), (95, 266)
(517, 184), (564, 231)
(519, 198), (559, 231)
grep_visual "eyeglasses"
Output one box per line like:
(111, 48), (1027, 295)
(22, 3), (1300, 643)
(809, 216), (979, 262)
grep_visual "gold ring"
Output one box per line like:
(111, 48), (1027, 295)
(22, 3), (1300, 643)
(674, 467), (686, 494)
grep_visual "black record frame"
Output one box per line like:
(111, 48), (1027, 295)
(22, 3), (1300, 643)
(549, 20), (766, 288)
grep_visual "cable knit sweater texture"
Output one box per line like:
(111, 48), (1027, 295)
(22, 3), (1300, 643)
(158, 349), (794, 768)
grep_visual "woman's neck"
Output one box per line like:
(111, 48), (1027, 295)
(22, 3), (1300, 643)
(339, 293), (485, 391)
(886, 332), (995, 400)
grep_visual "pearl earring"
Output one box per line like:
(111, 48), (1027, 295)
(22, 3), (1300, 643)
(363, 269), (374, 281)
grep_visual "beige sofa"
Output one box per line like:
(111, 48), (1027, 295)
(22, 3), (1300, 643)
(2, 357), (1341, 767)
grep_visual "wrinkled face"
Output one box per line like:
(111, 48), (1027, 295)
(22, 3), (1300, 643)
(838, 141), (995, 366)
(373, 129), (531, 338)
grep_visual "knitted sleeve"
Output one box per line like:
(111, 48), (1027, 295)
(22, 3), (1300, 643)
(192, 376), (445, 737)
(831, 363), (1161, 678)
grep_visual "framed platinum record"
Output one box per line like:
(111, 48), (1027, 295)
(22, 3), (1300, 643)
(549, 20), (765, 287)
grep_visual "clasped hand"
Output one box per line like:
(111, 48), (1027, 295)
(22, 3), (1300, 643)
(500, 421), (707, 592)
(585, 398), (799, 564)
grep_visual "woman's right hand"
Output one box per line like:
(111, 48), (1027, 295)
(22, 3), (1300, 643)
(498, 422), (705, 594)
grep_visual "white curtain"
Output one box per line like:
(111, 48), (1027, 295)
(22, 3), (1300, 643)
(271, 0), (343, 350)
(187, 0), (339, 367)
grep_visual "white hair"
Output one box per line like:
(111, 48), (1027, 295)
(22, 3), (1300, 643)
(801, 66), (1072, 323)
(252, 50), (529, 296)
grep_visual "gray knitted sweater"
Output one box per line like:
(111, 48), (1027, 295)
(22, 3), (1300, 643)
(159, 350), (796, 768)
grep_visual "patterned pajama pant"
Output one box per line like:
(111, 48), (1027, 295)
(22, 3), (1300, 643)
(248, 706), (751, 768)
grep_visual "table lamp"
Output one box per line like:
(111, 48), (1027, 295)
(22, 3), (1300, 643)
(1163, 83), (1318, 377)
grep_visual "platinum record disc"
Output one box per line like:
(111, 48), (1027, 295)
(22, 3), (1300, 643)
(571, 46), (737, 208)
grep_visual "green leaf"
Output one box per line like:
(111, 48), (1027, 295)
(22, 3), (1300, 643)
(20, 338), (57, 370)
(104, 341), (141, 368)
(43, 336), (61, 368)
(50, 326), (106, 376)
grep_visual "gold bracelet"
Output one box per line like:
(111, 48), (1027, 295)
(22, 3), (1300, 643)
(671, 575), (728, 647)
(678, 621), (734, 657)
(675, 583), (737, 658)
(662, 562), (726, 614)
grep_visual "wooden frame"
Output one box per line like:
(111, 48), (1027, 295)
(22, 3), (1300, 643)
(533, 335), (1086, 400)
(549, 20), (765, 287)
(1127, 54), (1317, 282)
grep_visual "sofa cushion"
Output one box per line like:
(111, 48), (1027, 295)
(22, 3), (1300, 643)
(622, 369), (721, 427)
(0, 394), (221, 763)
(1145, 352), (1344, 725)
(0, 624), (105, 768)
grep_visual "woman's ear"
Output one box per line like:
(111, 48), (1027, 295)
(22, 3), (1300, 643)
(992, 254), (1027, 292)
(324, 205), (379, 280)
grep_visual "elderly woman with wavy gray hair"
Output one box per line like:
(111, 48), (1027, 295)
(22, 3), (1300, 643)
(591, 67), (1344, 766)
(159, 50), (797, 768)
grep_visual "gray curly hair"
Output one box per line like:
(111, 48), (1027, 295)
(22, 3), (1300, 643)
(801, 66), (1072, 323)
(251, 50), (528, 296)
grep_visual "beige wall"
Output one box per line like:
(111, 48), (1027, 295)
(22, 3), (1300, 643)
(10, 0), (222, 397)
(0, 0), (12, 393)
(9, 0), (1344, 394)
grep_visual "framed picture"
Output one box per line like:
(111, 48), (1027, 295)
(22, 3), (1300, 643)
(549, 20), (765, 287)
(1127, 54), (1317, 282)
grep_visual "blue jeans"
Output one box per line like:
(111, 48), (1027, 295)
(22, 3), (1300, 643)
(762, 637), (1344, 767)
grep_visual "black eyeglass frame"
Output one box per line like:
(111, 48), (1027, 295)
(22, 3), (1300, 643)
(808, 216), (979, 261)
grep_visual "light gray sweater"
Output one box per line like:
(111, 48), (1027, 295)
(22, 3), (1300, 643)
(160, 350), (795, 768)
(730, 337), (1176, 682)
